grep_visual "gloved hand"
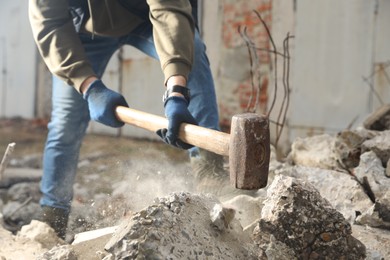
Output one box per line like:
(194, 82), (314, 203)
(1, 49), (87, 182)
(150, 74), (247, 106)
(83, 79), (129, 128)
(156, 96), (198, 149)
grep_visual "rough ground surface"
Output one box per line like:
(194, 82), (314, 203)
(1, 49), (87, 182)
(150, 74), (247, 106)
(1, 116), (390, 259)
(0, 118), (196, 259)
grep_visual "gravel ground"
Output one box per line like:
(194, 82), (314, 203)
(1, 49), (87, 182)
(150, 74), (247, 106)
(0, 117), (196, 238)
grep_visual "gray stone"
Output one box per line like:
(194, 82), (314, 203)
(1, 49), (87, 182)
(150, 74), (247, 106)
(210, 203), (236, 231)
(352, 224), (390, 260)
(18, 220), (65, 249)
(3, 201), (41, 228)
(375, 191), (390, 222)
(356, 191), (390, 229)
(289, 134), (340, 170)
(354, 151), (390, 201)
(253, 175), (366, 259)
(356, 204), (390, 229)
(361, 131), (390, 166)
(7, 182), (41, 202)
(354, 126), (380, 140)
(222, 193), (266, 229)
(334, 130), (366, 169)
(278, 165), (373, 222)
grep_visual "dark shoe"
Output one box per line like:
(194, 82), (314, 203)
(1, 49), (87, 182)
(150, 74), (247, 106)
(190, 149), (257, 201)
(41, 206), (69, 239)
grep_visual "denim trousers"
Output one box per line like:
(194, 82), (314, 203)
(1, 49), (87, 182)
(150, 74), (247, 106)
(40, 23), (220, 211)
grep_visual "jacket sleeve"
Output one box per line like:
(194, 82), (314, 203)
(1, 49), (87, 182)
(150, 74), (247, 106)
(29, 0), (96, 92)
(147, 0), (195, 84)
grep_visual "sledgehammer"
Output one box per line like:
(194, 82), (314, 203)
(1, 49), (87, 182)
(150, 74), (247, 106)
(115, 106), (270, 190)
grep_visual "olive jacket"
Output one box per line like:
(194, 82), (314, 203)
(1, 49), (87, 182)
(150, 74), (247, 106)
(29, 0), (195, 92)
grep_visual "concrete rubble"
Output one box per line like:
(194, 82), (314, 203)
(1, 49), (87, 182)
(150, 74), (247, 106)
(104, 192), (257, 259)
(253, 175), (366, 259)
(0, 104), (390, 259)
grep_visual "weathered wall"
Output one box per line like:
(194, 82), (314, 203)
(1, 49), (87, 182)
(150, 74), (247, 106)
(210, 0), (273, 131)
(203, 0), (293, 152)
(1, 0), (390, 150)
(289, 0), (385, 144)
(0, 0), (36, 118)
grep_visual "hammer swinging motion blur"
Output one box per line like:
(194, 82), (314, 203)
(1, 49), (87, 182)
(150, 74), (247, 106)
(115, 106), (270, 190)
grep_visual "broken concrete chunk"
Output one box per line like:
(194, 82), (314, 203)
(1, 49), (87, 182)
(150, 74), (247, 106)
(210, 203), (236, 231)
(361, 131), (390, 166)
(289, 134), (340, 170)
(357, 191), (390, 229)
(7, 182), (41, 202)
(3, 201), (41, 230)
(222, 193), (266, 229)
(376, 191), (390, 222)
(363, 104), (390, 131)
(105, 192), (257, 259)
(279, 165), (373, 223)
(334, 130), (365, 169)
(253, 175), (366, 259)
(18, 220), (65, 249)
(354, 151), (390, 201)
(356, 204), (390, 229)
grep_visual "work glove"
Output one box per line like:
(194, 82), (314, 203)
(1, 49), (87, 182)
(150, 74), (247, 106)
(83, 79), (129, 128)
(156, 96), (198, 150)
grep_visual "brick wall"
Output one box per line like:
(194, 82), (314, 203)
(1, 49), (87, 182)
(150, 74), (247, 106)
(217, 0), (272, 132)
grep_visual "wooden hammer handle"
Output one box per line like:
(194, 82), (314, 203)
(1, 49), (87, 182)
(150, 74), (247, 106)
(115, 106), (230, 156)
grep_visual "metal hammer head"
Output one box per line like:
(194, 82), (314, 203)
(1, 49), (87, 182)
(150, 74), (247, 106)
(229, 113), (270, 190)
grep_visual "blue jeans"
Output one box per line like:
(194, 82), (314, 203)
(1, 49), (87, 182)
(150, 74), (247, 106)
(40, 23), (220, 211)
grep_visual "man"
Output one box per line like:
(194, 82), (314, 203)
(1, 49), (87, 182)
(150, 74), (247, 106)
(29, 0), (240, 239)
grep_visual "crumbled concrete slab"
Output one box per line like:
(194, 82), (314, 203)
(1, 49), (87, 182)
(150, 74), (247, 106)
(361, 131), (390, 166)
(253, 175), (366, 259)
(354, 151), (390, 200)
(222, 193), (266, 228)
(289, 134), (340, 170)
(105, 192), (257, 259)
(18, 220), (65, 249)
(279, 165), (373, 223)
(0, 222), (47, 259)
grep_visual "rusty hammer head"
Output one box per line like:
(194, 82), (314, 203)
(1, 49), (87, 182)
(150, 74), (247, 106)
(229, 113), (270, 190)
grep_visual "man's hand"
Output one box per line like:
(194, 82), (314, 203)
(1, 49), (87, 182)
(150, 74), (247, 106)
(156, 96), (198, 149)
(83, 79), (129, 127)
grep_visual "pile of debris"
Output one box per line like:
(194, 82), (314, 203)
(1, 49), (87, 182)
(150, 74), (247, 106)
(1, 105), (390, 259)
